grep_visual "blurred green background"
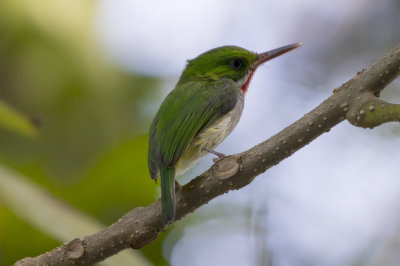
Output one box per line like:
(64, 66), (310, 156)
(2, 1), (400, 266)
(0, 0), (167, 265)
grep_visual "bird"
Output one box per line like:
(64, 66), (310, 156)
(148, 43), (301, 225)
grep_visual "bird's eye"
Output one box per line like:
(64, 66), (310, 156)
(230, 58), (243, 70)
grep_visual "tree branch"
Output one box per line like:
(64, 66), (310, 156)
(14, 43), (400, 266)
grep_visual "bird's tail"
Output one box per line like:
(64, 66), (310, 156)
(160, 166), (175, 225)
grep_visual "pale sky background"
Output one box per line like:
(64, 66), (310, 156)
(95, 1), (400, 265)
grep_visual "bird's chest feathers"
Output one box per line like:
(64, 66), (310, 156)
(194, 114), (234, 148)
(194, 92), (244, 150)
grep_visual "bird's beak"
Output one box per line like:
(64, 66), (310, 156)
(254, 43), (302, 67)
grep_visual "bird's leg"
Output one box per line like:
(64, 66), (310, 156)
(202, 147), (227, 163)
(202, 147), (226, 157)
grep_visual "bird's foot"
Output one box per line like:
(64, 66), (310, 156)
(202, 147), (227, 163)
(175, 180), (182, 192)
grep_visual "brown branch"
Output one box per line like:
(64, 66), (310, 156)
(14, 43), (400, 266)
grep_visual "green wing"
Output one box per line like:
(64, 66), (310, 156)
(148, 78), (238, 180)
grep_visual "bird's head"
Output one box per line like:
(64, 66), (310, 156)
(179, 43), (301, 93)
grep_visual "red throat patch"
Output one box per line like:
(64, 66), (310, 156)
(240, 70), (255, 94)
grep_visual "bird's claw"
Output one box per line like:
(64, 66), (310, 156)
(175, 180), (182, 192)
(212, 157), (226, 163)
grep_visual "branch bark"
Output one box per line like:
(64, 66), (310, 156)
(14, 43), (400, 266)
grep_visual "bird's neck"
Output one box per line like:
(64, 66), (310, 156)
(240, 71), (255, 94)
(239, 70), (255, 94)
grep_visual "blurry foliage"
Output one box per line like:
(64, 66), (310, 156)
(0, 0), (167, 265)
(61, 136), (157, 223)
(0, 100), (38, 137)
(0, 207), (60, 265)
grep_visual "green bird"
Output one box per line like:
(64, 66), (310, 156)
(148, 43), (301, 224)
